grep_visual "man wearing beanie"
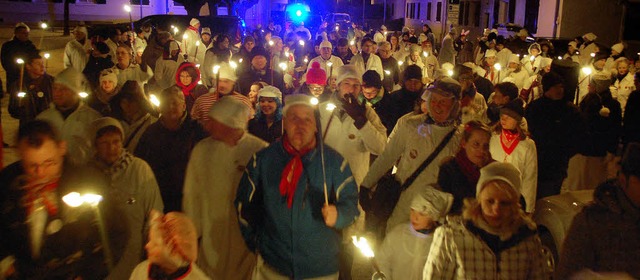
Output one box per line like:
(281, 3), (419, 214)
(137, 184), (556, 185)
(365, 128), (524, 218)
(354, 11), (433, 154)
(183, 97), (267, 279)
(378, 64), (425, 135)
(350, 37), (384, 79)
(64, 25), (91, 73)
(36, 67), (101, 165)
(360, 70), (388, 111)
(192, 63), (254, 125)
(362, 77), (463, 232)
(87, 116), (163, 280)
(308, 40), (344, 78)
(194, 27), (214, 64)
(236, 94), (359, 280)
(318, 65), (387, 278)
(237, 47), (285, 95)
(557, 143), (640, 279)
(564, 73), (622, 191)
(525, 71), (588, 199)
(181, 18), (201, 62)
(7, 52), (54, 127)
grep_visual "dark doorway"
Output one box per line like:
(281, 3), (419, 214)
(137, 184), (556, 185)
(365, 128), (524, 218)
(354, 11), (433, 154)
(524, 0), (539, 33)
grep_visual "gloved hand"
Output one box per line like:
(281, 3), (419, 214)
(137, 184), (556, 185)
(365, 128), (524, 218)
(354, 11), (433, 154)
(341, 94), (367, 129)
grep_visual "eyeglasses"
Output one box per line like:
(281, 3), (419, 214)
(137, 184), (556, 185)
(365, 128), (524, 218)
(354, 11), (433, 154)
(309, 85), (324, 91)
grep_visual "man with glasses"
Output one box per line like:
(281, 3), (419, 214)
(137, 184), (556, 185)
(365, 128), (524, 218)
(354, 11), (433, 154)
(0, 120), (122, 279)
(319, 65), (387, 280)
(308, 40), (343, 80)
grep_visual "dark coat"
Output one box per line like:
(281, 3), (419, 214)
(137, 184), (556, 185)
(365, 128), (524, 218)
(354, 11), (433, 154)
(474, 76), (494, 101)
(623, 90), (640, 146)
(380, 56), (400, 92)
(437, 157), (477, 215)
(377, 87), (422, 135)
(83, 55), (115, 88)
(525, 96), (587, 183)
(237, 67), (284, 96)
(248, 117), (283, 144)
(579, 90), (622, 157)
(1, 38), (37, 85)
(556, 181), (640, 279)
(134, 117), (206, 212)
(0, 162), (125, 279)
(7, 74), (54, 126)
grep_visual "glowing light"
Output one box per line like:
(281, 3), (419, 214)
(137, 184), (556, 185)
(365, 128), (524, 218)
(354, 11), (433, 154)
(581, 67), (592, 75)
(182, 34), (188, 40)
(349, 40), (355, 46)
(335, 26), (340, 31)
(529, 56), (535, 62)
(43, 53), (50, 59)
(195, 41), (200, 46)
(63, 192), (103, 207)
(40, 22), (48, 29)
(299, 40), (305, 46)
(303, 57), (308, 63)
(284, 51), (290, 57)
(558, 56), (562, 60)
(268, 40), (274, 46)
(213, 65), (221, 74)
(352, 236), (375, 258)
(17, 92), (26, 98)
(197, 80), (202, 84)
(423, 51), (428, 57)
(173, 27), (179, 35)
(239, 58), (243, 63)
(16, 58), (24, 64)
(398, 61), (404, 66)
(447, 69), (454, 76)
(310, 97), (319, 105)
(516, 54), (520, 57)
(326, 103), (337, 111)
(295, 10), (302, 17)
(229, 61), (238, 69)
(326, 61), (333, 67)
(590, 52), (595, 58)
(78, 92), (88, 98)
(384, 70), (391, 75)
(494, 63), (501, 71)
(195, 64), (200, 68)
(123, 4), (131, 12)
(63, 192), (83, 207)
(278, 62), (288, 71)
(149, 94), (160, 107)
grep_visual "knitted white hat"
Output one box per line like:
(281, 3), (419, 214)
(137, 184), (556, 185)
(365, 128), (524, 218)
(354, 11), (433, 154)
(611, 43), (624, 54)
(335, 65), (363, 85)
(320, 40), (332, 49)
(476, 162), (522, 198)
(55, 67), (88, 94)
(208, 97), (250, 129)
(583, 33), (597, 42)
(190, 18), (200, 26)
(99, 69), (118, 85)
(15, 22), (30, 32)
(485, 49), (497, 58)
(410, 187), (454, 222)
(92, 117), (125, 141)
(508, 54), (520, 64)
(283, 94), (316, 115)
(201, 27), (211, 35)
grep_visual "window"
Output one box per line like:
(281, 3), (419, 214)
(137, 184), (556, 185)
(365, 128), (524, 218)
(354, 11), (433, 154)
(436, 1), (442, 22)
(130, 0), (149, 5)
(427, 2), (432, 20)
(406, 3), (410, 17)
(417, 3), (421, 19)
(174, 1), (183, 6)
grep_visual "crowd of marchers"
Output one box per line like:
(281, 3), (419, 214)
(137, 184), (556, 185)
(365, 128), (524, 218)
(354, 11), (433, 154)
(0, 17), (639, 280)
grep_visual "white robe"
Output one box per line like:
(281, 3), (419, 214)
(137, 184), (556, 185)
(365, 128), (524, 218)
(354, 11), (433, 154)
(611, 72), (635, 116)
(113, 64), (154, 87)
(64, 40), (90, 73)
(489, 134), (538, 212)
(378, 223), (434, 280)
(350, 53), (384, 80)
(182, 134), (268, 280)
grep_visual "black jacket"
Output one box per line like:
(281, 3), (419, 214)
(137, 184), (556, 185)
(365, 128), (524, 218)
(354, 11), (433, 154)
(1, 38), (37, 85)
(579, 90), (622, 157)
(237, 67), (284, 96)
(377, 87), (422, 135)
(623, 90), (640, 147)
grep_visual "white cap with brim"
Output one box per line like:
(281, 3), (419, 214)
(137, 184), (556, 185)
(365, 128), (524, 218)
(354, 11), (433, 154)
(283, 94), (316, 116)
(190, 18), (200, 26)
(92, 117), (124, 141)
(320, 40), (332, 49)
(583, 33), (597, 42)
(335, 65), (363, 85)
(611, 43), (624, 54)
(410, 187), (454, 222)
(208, 97), (250, 130)
(485, 49), (497, 58)
(476, 162), (522, 199)
(508, 54), (520, 64)
(218, 63), (237, 82)
(258, 85), (282, 102)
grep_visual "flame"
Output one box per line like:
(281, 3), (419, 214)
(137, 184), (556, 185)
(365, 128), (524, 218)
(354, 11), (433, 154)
(352, 236), (374, 258)
(149, 94), (161, 107)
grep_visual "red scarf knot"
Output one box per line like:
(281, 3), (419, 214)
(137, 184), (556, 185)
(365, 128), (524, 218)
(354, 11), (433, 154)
(454, 150), (482, 186)
(500, 129), (521, 156)
(279, 138), (312, 208)
(25, 179), (60, 216)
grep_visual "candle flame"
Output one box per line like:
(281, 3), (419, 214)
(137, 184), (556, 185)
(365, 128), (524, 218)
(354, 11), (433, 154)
(213, 65), (221, 74)
(326, 103), (337, 111)
(123, 4), (131, 12)
(149, 94), (161, 107)
(494, 63), (501, 71)
(352, 236), (374, 258)
(17, 92), (26, 98)
(44, 53), (50, 59)
(40, 22), (48, 29)
(581, 67), (592, 75)
(78, 92), (88, 98)
(310, 97), (319, 105)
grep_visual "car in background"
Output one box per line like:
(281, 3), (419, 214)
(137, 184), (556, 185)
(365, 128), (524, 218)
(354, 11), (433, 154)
(135, 15), (246, 44)
(533, 190), (594, 275)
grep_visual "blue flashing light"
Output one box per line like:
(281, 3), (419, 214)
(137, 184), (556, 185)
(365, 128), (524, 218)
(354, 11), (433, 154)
(286, 3), (309, 24)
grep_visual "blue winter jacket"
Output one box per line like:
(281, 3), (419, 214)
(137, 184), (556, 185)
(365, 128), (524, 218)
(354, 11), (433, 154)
(235, 140), (360, 278)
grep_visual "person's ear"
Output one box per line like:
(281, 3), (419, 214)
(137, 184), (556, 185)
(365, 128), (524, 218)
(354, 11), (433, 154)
(58, 141), (68, 157)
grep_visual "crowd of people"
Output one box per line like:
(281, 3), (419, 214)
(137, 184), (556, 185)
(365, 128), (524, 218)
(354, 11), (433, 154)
(0, 17), (639, 280)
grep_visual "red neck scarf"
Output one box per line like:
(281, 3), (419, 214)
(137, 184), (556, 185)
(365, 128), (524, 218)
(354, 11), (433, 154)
(25, 179), (59, 216)
(454, 149), (482, 186)
(279, 138), (313, 208)
(500, 129), (521, 156)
